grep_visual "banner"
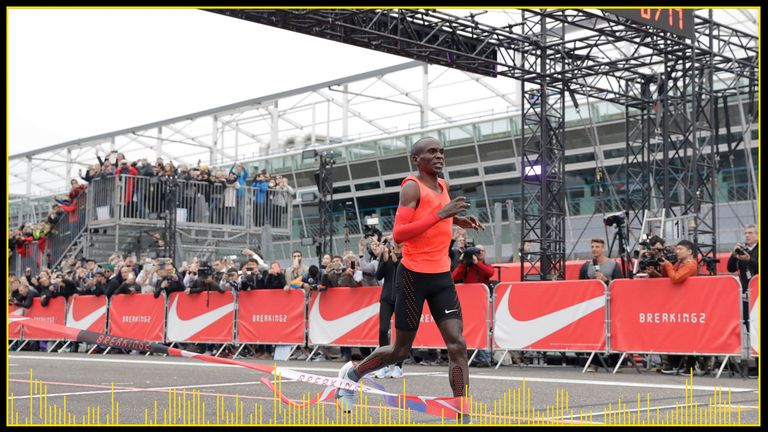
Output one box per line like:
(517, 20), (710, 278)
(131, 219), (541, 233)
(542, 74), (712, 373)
(405, 283), (490, 350)
(493, 280), (607, 351)
(65, 295), (107, 333)
(108, 293), (165, 343)
(493, 261), (602, 281)
(22, 297), (67, 340)
(236, 289), (305, 344)
(749, 275), (758, 356)
(610, 276), (742, 355)
(9, 306), (25, 339)
(166, 291), (235, 343)
(308, 286), (382, 347)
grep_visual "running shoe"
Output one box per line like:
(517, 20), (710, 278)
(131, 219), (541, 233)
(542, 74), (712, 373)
(374, 365), (391, 379)
(335, 361), (358, 413)
(389, 365), (404, 379)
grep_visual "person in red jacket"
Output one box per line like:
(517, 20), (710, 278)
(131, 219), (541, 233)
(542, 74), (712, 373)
(451, 244), (494, 285)
(115, 160), (139, 218)
(659, 240), (698, 284)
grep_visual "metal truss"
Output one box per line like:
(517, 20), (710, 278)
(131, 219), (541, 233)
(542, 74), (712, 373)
(519, 11), (566, 281)
(317, 153), (335, 259)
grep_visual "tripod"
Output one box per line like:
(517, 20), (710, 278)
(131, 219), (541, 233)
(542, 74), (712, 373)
(607, 222), (633, 279)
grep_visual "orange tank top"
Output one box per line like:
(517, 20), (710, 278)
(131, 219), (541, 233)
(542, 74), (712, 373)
(400, 175), (453, 273)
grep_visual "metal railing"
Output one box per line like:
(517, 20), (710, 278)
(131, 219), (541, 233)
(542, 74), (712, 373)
(87, 174), (293, 233)
(46, 190), (89, 269)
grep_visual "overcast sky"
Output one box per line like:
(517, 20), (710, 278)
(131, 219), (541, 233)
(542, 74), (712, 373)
(8, 8), (405, 156)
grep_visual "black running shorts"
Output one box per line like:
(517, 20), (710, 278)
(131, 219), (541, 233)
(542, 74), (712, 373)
(394, 262), (462, 331)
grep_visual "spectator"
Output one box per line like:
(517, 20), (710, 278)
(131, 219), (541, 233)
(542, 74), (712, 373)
(136, 258), (161, 294)
(230, 163), (249, 225)
(373, 239), (405, 378)
(578, 239), (623, 283)
(284, 250), (309, 287)
(338, 254), (363, 287)
(32, 273), (56, 307)
(238, 259), (266, 291)
(637, 236), (667, 277)
(219, 268), (240, 292)
(114, 272), (141, 295)
(452, 244), (494, 285)
(186, 264), (225, 295)
(223, 172), (240, 225)
(153, 267), (184, 299)
(727, 224), (759, 378)
(272, 176), (294, 227)
(252, 170), (269, 227)
(449, 227), (467, 271)
(264, 262), (287, 289)
(115, 159), (140, 218)
(9, 278), (33, 309)
(287, 264), (324, 294)
(359, 237), (382, 286)
(210, 170), (227, 224)
(79, 164), (101, 184)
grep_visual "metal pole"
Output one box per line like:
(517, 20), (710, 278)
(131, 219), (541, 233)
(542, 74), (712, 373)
(421, 63), (429, 128)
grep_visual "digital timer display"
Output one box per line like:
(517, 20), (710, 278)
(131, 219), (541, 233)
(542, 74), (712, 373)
(607, 9), (695, 40)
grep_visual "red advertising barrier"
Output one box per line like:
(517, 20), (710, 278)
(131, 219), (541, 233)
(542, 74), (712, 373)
(493, 280), (607, 351)
(22, 297), (67, 340)
(9, 306), (25, 339)
(65, 295), (107, 333)
(236, 289), (305, 344)
(610, 276), (742, 355)
(308, 286), (382, 347)
(404, 284), (490, 350)
(749, 275), (758, 356)
(493, 261), (605, 281)
(166, 291), (235, 343)
(108, 293), (166, 343)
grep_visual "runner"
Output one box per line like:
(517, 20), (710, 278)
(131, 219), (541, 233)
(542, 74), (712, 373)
(335, 137), (484, 422)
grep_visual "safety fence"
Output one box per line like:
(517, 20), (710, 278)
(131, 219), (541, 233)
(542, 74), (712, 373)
(9, 276), (756, 372)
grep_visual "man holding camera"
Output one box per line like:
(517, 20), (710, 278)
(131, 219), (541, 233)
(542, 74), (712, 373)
(153, 266), (184, 299)
(658, 240), (698, 284)
(727, 224), (758, 377)
(451, 244), (494, 285)
(578, 239), (623, 283)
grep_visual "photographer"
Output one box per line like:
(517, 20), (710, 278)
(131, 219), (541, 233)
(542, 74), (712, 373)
(85, 271), (110, 297)
(219, 268), (240, 292)
(263, 262), (287, 289)
(659, 240), (698, 284)
(238, 259), (267, 291)
(186, 262), (225, 295)
(727, 224), (758, 290)
(452, 243), (494, 285)
(322, 256), (345, 288)
(288, 264), (325, 293)
(636, 236), (668, 278)
(578, 239), (623, 283)
(114, 272), (141, 295)
(153, 266), (184, 299)
(338, 254), (364, 287)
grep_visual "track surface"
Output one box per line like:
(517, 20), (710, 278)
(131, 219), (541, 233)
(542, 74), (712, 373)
(8, 352), (759, 425)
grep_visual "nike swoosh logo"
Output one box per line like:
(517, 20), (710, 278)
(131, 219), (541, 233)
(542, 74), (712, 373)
(445, 309), (459, 314)
(11, 309), (24, 316)
(494, 285), (605, 349)
(65, 298), (106, 331)
(308, 292), (380, 344)
(166, 295), (234, 342)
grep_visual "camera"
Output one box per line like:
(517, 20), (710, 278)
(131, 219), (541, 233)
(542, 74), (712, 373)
(638, 246), (677, 272)
(734, 247), (747, 256)
(197, 261), (213, 278)
(603, 211), (626, 227)
(464, 241), (482, 266)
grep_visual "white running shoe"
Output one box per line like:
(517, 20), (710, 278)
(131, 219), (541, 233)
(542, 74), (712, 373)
(335, 361), (357, 413)
(389, 365), (404, 378)
(374, 365), (391, 379)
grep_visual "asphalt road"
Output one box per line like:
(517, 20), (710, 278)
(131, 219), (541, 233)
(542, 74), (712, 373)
(7, 352), (759, 425)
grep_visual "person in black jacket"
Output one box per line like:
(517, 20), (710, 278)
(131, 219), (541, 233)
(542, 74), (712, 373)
(373, 238), (405, 378)
(33, 273), (56, 307)
(262, 262), (287, 289)
(85, 271), (109, 297)
(9, 279), (33, 309)
(727, 223), (759, 367)
(153, 267), (184, 299)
